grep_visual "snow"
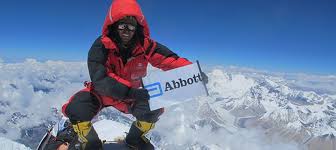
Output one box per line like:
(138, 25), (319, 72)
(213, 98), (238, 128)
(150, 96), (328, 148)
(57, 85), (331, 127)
(218, 65), (336, 95)
(330, 95), (336, 99)
(0, 120), (127, 150)
(0, 137), (31, 150)
(94, 119), (130, 141)
(0, 59), (335, 149)
(207, 69), (256, 99)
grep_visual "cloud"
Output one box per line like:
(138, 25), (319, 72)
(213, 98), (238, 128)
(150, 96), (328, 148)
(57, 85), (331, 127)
(153, 98), (299, 150)
(211, 65), (336, 95)
(0, 59), (89, 140)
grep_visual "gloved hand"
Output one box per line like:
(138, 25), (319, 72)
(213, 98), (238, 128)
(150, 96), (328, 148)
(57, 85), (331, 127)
(127, 88), (150, 101)
(201, 72), (208, 84)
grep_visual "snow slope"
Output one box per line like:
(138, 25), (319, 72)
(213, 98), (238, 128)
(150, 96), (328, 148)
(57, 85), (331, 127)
(0, 137), (31, 150)
(94, 119), (129, 141)
(0, 120), (128, 150)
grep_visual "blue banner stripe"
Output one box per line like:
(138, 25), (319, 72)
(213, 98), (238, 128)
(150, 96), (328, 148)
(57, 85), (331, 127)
(144, 82), (163, 99)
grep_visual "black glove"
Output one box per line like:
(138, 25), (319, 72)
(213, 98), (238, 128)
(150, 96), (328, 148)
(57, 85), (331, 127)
(201, 72), (208, 84)
(127, 88), (150, 101)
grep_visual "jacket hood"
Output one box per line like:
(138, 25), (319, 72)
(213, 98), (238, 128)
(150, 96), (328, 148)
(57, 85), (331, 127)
(101, 0), (150, 49)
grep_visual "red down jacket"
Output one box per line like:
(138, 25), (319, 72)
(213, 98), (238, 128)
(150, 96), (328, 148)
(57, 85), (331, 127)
(62, 0), (192, 115)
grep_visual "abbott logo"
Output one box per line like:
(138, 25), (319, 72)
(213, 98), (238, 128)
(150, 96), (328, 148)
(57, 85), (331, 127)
(144, 82), (163, 99)
(164, 73), (202, 91)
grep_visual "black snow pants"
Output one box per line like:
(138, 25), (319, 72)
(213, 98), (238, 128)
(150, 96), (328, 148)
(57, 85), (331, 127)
(64, 90), (162, 150)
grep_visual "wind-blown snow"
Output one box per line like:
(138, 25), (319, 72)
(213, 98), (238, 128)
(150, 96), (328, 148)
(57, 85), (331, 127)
(0, 59), (335, 149)
(0, 137), (31, 150)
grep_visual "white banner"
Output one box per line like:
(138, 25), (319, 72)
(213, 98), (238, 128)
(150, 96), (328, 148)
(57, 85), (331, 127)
(143, 62), (208, 110)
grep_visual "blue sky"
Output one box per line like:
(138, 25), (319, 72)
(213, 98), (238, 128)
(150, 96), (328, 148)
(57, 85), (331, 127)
(0, 0), (335, 74)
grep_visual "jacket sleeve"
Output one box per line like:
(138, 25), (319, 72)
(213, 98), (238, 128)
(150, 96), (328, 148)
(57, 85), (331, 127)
(87, 37), (131, 100)
(145, 39), (192, 71)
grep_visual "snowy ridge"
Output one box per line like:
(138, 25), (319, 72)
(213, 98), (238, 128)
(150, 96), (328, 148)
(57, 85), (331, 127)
(206, 69), (336, 136)
(0, 59), (335, 149)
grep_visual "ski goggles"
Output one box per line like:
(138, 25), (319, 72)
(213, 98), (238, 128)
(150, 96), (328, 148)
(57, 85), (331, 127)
(117, 23), (136, 31)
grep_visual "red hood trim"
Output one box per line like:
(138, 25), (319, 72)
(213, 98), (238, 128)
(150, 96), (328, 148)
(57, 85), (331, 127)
(101, 0), (150, 50)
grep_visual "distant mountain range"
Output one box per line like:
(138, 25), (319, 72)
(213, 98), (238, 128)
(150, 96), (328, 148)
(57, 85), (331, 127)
(0, 59), (335, 150)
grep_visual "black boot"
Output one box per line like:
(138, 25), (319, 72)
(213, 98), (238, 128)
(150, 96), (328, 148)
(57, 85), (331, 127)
(125, 121), (154, 150)
(72, 121), (102, 150)
(125, 122), (142, 148)
(138, 137), (154, 150)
